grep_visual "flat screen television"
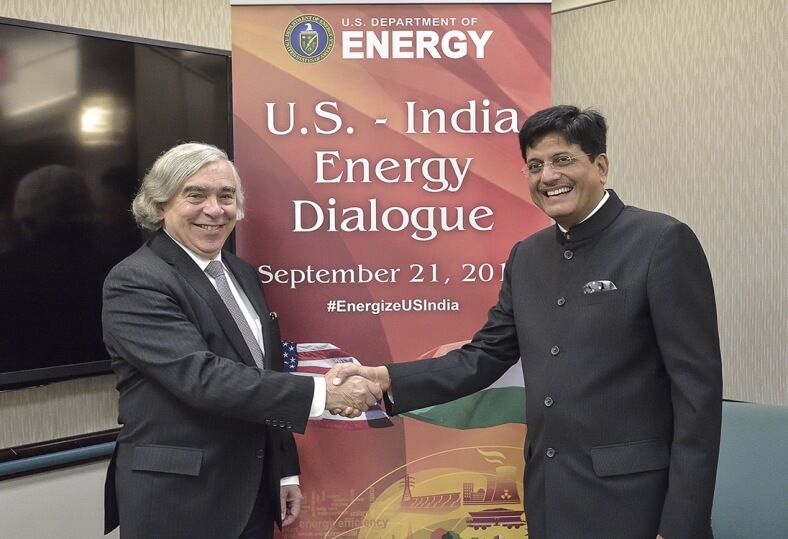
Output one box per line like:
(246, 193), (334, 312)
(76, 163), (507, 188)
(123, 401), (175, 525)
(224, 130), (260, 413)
(0, 18), (232, 390)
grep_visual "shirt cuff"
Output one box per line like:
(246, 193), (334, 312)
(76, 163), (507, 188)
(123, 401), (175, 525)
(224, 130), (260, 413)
(280, 475), (299, 486)
(310, 376), (326, 419)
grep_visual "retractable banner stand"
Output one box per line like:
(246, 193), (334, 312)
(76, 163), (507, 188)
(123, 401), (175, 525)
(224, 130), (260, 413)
(231, 2), (551, 537)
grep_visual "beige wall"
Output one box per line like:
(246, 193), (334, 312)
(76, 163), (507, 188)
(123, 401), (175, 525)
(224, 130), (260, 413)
(0, 0), (230, 50)
(1, 0), (784, 450)
(553, 0), (787, 405)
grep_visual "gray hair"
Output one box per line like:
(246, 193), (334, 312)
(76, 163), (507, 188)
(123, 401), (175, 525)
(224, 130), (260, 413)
(132, 142), (245, 230)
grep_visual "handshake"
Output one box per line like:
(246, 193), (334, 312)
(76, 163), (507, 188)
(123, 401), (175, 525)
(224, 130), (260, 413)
(323, 364), (392, 418)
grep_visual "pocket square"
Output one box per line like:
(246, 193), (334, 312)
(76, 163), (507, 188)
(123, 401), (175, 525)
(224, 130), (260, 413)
(583, 280), (618, 294)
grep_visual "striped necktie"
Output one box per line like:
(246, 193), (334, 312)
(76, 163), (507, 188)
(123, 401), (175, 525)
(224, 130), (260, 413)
(205, 260), (264, 368)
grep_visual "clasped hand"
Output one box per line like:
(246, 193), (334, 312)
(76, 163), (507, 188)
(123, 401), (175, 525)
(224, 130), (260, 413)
(324, 364), (391, 417)
(325, 363), (391, 417)
(324, 367), (382, 418)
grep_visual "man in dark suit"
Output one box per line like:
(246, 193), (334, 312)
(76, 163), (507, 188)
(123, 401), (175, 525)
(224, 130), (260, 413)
(331, 106), (723, 539)
(102, 142), (381, 539)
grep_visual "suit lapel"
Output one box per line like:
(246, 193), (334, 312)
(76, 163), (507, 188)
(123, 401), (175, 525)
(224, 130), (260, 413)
(148, 231), (258, 368)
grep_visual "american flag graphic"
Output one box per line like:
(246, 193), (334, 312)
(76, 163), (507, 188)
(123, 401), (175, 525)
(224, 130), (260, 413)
(282, 341), (393, 429)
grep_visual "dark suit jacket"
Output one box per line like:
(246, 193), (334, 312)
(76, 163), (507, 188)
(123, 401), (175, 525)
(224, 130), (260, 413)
(385, 191), (722, 539)
(102, 230), (314, 539)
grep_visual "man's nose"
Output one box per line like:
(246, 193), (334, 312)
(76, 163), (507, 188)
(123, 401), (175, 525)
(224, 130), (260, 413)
(542, 162), (562, 180)
(202, 196), (223, 215)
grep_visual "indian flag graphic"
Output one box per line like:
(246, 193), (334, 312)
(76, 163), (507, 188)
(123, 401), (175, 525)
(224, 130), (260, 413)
(404, 341), (526, 430)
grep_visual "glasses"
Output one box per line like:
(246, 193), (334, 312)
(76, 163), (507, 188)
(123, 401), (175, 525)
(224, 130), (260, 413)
(520, 153), (594, 177)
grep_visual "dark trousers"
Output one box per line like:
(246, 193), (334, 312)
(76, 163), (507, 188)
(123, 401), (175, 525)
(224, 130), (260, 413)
(238, 479), (275, 539)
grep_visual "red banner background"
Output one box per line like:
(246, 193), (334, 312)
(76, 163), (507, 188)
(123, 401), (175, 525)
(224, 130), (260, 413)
(232, 4), (551, 537)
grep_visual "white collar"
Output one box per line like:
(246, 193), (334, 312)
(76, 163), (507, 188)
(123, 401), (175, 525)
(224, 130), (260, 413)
(163, 228), (222, 271)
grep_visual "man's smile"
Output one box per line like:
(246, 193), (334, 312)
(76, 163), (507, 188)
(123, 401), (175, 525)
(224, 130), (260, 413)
(545, 186), (573, 197)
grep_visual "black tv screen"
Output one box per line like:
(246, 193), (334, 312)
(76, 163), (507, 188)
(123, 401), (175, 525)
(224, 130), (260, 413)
(0, 18), (232, 390)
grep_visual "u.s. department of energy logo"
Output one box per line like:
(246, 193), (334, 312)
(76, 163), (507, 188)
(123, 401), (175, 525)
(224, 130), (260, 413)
(284, 14), (334, 64)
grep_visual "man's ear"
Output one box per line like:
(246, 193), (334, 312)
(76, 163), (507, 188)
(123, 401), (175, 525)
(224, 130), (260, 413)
(595, 153), (609, 185)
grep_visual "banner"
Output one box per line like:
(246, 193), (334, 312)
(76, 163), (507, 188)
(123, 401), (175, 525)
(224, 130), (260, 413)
(231, 3), (551, 537)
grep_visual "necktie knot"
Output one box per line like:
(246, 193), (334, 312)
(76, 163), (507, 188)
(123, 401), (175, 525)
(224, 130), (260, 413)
(205, 260), (225, 279)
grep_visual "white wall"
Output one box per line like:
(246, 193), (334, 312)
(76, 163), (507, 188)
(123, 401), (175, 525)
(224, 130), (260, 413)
(0, 460), (118, 539)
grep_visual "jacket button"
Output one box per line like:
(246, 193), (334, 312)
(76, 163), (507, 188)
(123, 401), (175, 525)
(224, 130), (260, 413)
(563, 250), (573, 260)
(557, 297), (565, 306)
(546, 448), (556, 458)
(286, 422), (293, 429)
(256, 450), (265, 459)
(550, 346), (560, 356)
(265, 419), (271, 425)
(544, 397), (554, 407)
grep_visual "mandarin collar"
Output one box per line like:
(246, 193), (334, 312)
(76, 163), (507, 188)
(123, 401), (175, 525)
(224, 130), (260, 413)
(555, 189), (625, 245)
